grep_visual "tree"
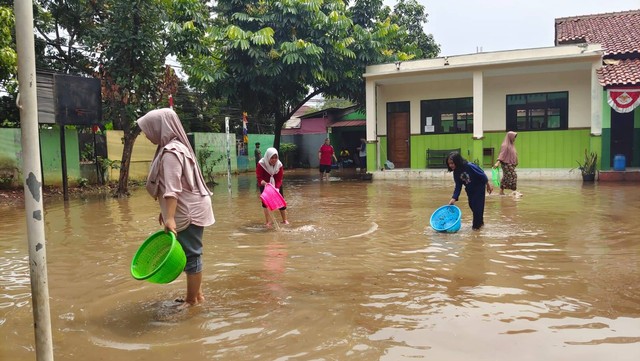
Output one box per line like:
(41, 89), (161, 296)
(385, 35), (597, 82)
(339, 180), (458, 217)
(28, 0), (214, 196)
(95, 1), (180, 196)
(0, 5), (17, 94)
(308, 97), (354, 112)
(174, 82), (227, 133)
(183, 0), (437, 150)
(32, 0), (105, 74)
(0, 3), (18, 125)
(389, 0), (440, 59)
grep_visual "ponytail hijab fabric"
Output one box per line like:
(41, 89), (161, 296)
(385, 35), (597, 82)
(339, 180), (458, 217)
(136, 108), (212, 199)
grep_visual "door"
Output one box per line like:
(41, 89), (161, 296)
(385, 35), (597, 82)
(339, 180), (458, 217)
(388, 112), (410, 168)
(610, 110), (634, 166)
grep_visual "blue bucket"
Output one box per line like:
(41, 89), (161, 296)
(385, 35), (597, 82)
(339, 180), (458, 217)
(613, 154), (626, 171)
(430, 205), (462, 233)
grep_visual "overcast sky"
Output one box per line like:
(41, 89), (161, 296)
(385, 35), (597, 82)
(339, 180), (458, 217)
(387, 0), (640, 56)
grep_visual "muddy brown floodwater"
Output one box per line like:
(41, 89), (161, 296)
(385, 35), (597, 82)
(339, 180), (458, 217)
(1, 169), (639, 361)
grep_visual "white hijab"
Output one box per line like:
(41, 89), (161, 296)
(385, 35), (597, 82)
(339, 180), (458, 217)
(258, 147), (283, 186)
(136, 108), (212, 198)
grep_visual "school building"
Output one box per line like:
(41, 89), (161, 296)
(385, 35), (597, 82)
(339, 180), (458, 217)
(363, 10), (640, 180)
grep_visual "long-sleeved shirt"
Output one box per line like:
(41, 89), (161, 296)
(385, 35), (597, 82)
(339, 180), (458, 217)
(256, 163), (283, 189)
(451, 162), (488, 201)
(158, 152), (215, 232)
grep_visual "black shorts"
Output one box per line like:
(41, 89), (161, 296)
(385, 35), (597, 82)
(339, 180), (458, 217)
(319, 164), (332, 173)
(177, 224), (204, 274)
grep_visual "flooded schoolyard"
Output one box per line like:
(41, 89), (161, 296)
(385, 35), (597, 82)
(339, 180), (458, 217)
(1, 169), (639, 361)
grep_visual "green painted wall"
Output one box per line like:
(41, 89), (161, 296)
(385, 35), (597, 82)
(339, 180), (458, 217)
(249, 134), (276, 151)
(1, 128), (276, 186)
(377, 138), (387, 170)
(0, 128), (81, 186)
(0, 128), (21, 164)
(601, 90), (612, 170)
(410, 133), (475, 168)
(39, 129), (81, 185)
(0, 129), (22, 187)
(601, 128), (611, 170)
(193, 132), (238, 174)
(247, 134), (275, 170)
(405, 129), (594, 169)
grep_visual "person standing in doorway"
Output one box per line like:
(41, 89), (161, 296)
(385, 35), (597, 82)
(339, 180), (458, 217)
(318, 138), (338, 181)
(357, 138), (367, 172)
(136, 108), (215, 309)
(494, 131), (518, 195)
(447, 151), (493, 230)
(254, 142), (262, 165)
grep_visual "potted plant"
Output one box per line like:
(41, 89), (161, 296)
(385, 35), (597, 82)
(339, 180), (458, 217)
(575, 149), (598, 181)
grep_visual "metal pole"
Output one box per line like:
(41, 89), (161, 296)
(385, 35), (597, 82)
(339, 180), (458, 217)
(93, 128), (101, 185)
(59, 125), (68, 201)
(14, 0), (55, 360)
(225, 116), (232, 194)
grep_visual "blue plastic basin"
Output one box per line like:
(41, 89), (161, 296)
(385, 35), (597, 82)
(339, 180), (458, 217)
(430, 205), (462, 233)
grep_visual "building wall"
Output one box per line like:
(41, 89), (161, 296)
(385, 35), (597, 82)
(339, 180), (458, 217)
(106, 130), (156, 182)
(375, 68), (593, 136)
(373, 65), (595, 170)
(192, 132), (238, 176)
(0, 129), (22, 186)
(376, 78), (471, 136)
(246, 134), (276, 170)
(0, 128), (81, 186)
(483, 69), (593, 130)
(40, 129), (81, 185)
(376, 129), (592, 171)
(106, 131), (246, 182)
(282, 133), (327, 168)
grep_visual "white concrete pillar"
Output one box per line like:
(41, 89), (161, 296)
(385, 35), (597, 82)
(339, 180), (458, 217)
(591, 60), (603, 136)
(365, 80), (377, 169)
(473, 71), (484, 138)
(365, 80), (377, 141)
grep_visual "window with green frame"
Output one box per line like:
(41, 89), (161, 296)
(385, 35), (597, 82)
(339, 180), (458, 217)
(506, 91), (568, 131)
(420, 97), (473, 134)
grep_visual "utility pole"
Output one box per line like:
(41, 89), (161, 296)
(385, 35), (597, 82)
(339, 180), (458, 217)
(14, 0), (55, 360)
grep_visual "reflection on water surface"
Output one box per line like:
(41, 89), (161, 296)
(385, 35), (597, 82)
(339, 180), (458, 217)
(1, 170), (639, 360)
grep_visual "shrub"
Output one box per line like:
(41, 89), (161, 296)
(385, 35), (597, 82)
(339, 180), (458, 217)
(0, 157), (19, 189)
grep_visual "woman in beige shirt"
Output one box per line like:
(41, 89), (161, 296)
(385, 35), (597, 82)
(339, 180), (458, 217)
(137, 108), (215, 308)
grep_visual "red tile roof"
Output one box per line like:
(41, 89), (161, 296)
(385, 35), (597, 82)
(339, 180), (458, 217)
(555, 10), (640, 56)
(330, 120), (366, 128)
(556, 10), (640, 87)
(596, 58), (640, 86)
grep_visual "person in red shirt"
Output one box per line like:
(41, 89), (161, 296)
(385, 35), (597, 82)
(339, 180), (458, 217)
(318, 138), (338, 181)
(256, 147), (289, 227)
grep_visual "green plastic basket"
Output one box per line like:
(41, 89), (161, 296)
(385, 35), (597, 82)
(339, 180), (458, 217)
(130, 230), (186, 284)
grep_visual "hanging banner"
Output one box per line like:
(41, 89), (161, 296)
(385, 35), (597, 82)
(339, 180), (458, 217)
(242, 112), (249, 144)
(607, 88), (640, 113)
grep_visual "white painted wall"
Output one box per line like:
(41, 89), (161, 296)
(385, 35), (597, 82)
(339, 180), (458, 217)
(374, 67), (593, 135)
(376, 78), (472, 136)
(483, 69), (593, 131)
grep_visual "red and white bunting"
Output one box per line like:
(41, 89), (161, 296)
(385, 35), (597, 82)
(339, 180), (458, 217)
(607, 88), (640, 113)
